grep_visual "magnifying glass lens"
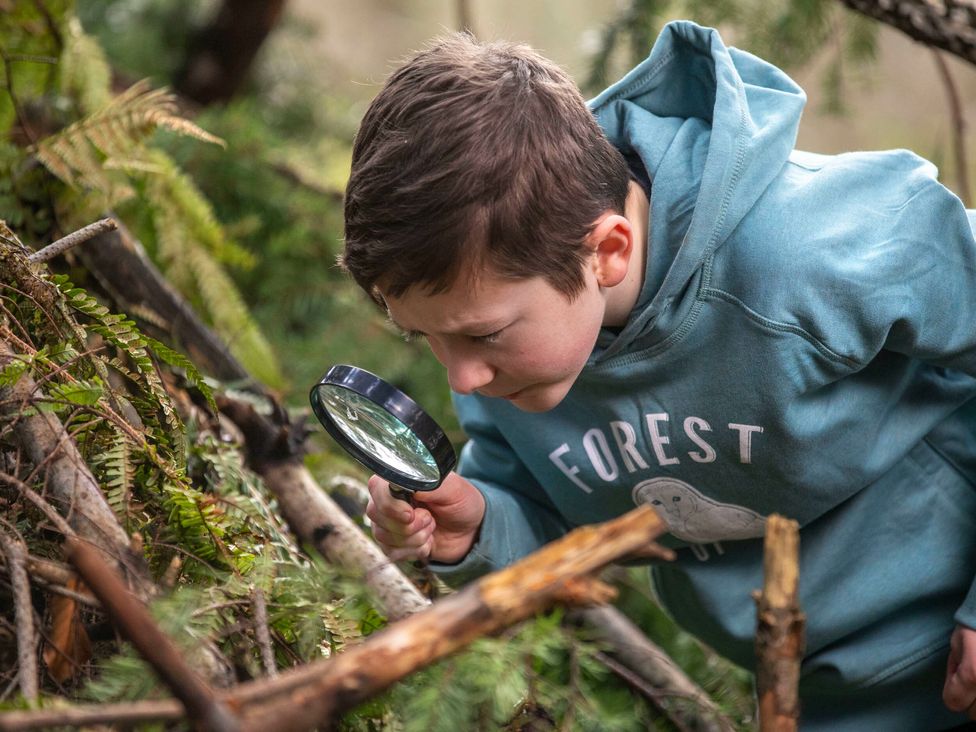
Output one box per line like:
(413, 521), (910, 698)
(309, 365), (456, 493)
(314, 384), (441, 484)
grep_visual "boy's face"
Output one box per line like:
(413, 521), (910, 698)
(383, 266), (608, 413)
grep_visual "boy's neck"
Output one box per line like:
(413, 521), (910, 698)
(602, 180), (650, 327)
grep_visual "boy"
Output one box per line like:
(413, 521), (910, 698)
(342, 21), (976, 730)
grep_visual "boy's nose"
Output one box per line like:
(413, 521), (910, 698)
(445, 355), (495, 395)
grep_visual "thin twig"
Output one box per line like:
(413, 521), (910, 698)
(0, 471), (74, 536)
(0, 699), (184, 730)
(28, 219), (118, 264)
(0, 524), (38, 701)
(931, 49), (972, 206)
(251, 587), (277, 678)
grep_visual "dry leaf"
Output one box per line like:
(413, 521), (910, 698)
(43, 577), (92, 682)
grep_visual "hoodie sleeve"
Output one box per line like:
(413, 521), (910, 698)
(824, 172), (976, 373)
(427, 395), (570, 586)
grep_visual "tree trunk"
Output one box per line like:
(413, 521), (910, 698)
(175, 0), (289, 105)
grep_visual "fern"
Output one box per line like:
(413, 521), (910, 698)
(143, 150), (282, 387)
(142, 334), (217, 414)
(51, 274), (184, 443)
(32, 78), (223, 206)
(60, 17), (113, 116)
(100, 435), (136, 529)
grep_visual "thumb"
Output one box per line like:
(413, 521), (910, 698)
(944, 626), (976, 713)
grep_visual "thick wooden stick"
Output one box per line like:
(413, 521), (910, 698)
(237, 505), (667, 732)
(755, 515), (804, 732)
(1, 506), (669, 731)
(64, 537), (240, 732)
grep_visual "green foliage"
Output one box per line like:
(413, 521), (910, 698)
(388, 612), (659, 732)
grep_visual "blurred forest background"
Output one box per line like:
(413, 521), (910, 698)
(1, 1), (974, 730)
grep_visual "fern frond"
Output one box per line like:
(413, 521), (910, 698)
(60, 17), (112, 115)
(99, 434), (135, 526)
(187, 246), (283, 388)
(142, 335), (217, 414)
(32, 79), (224, 195)
(50, 274), (186, 455)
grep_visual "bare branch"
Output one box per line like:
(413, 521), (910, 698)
(28, 219), (118, 264)
(931, 50), (972, 205)
(573, 605), (736, 732)
(251, 587), (277, 678)
(837, 0), (976, 66)
(0, 525), (38, 701)
(754, 515), (804, 732)
(65, 537), (240, 732)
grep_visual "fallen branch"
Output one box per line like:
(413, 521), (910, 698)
(572, 605), (735, 732)
(754, 515), (804, 732)
(64, 537), (239, 732)
(250, 587), (276, 678)
(236, 505), (668, 732)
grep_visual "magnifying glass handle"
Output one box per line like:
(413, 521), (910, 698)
(387, 483), (430, 571)
(388, 484), (415, 506)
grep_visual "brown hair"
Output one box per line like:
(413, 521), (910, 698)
(342, 33), (630, 304)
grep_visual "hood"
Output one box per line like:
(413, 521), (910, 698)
(588, 21), (806, 359)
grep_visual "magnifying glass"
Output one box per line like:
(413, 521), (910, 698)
(309, 365), (457, 503)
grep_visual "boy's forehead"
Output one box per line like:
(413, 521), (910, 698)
(380, 272), (534, 334)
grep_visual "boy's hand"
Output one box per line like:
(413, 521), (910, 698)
(365, 471), (486, 564)
(943, 624), (976, 717)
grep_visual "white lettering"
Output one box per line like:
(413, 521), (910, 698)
(582, 428), (619, 481)
(728, 423), (763, 464)
(683, 416), (716, 463)
(548, 444), (593, 493)
(645, 413), (680, 466)
(610, 421), (649, 473)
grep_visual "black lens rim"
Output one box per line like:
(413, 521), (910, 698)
(309, 364), (456, 492)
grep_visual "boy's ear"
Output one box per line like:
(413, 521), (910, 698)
(587, 212), (634, 288)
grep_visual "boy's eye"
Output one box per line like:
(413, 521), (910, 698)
(471, 330), (503, 344)
(401, 329), (427, 343)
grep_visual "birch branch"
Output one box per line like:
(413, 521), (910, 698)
(251, 587), (277, 678)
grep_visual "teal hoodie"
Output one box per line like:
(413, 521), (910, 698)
(435, 21), (976, 724)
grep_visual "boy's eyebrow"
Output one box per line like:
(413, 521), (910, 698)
(387, 315), (509, 337)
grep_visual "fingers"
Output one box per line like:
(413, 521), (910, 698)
(943, 626), (976, 716)
(365, 475), (435, 561)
